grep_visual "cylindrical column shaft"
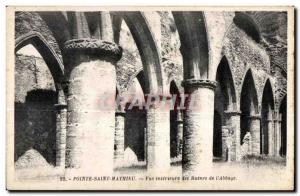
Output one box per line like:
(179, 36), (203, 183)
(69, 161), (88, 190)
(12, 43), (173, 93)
(275, 113), (282, 157)
(268, 117), (275, 156)
(55, 88), (67, 167)
(249, 115), (261, 155)
(221, 126), (229, 161)
(64, 38), (122, 175)
(182, 79), (217, 176)
(224, 110), (241, 161)
(176, 111), (183, 158)
(114, 111), (125, 166)
(146, 103), (170, 174)
(66, 59), (116, 174)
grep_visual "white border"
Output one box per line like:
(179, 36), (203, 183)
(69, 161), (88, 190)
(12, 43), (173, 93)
(1, 0), (299, 195)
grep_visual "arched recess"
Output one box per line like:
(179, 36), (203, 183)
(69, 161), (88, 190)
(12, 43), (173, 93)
(15, 41), (59, 166)
(15, 32), (65, 84)
(213, 56), (237, 159)
(121, 70), (147, 164)
(233, 12), (261, 43)
(240, 69), (259, 145)
(279, 95), (287, 156)
(260, 79), (275, 154)
(112, 12), (164, 95)
(172, 11), (209, 80)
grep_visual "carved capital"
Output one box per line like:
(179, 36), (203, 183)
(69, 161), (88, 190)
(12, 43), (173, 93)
(64, 38), (122, 62)
(176, 119), (184, 124)
(115, 111), (126, 117)
(224, 110), (241, 116)
(182, 79), (218, 90)
(54, 103), (68, 110)
(248, 115), (261, 120)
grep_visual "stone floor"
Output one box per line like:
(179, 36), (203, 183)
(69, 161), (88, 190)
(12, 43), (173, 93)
(14, 155), (286, 181)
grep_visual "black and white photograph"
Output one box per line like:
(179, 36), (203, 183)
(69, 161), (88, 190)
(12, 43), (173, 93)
(5, 6), (295, 191)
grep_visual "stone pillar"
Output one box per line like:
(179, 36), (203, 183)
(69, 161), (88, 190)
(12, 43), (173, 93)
(221, 126), (230, 161)
(267, 114), (275, 156)
(146, 100), (170, 173)
(64, 38), (122, 175)
(182, 79), (217, 176)
(248, 115), (261, 155)
(144, 127), (147, 162)
(55, 85), (68, 167)
(224, 110), (241, 161)
(176, 110), (183, 157)
(275, 113), (282, 157)
(114, 110), (125, 166)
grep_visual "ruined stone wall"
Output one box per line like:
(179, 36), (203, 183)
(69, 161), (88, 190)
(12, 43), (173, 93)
(273, 66), (287, 109)
(15, 54), (56, 103)
(15, 54), (57, 165)
(159, 11), (183, 92)
(223, 24), (271, 109)
(116, 20), (143, 93)
(124, 109), (146, 161)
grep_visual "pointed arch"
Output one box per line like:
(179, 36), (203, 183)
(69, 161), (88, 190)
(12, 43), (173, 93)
(15, 32), (65, 84)
(240, 69), (259, 144)
(213, 56), (237, 159)
(262, 79), (275, 110)
(215, 56), (237, 111)
(261, 79), (275, 154)
(172, 11), (209, 80)
(112, 12), (164, 95)
(240, 69), (259, 114)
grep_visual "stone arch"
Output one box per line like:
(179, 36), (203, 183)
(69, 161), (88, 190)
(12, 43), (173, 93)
(15, 12), (64, 64)
(128, 69), (148, 96)
(15, 32), (65, 84)
(172, 11), (209, 80)
(215, 56), (237, 111)
(233, 12), (261, 43)
(113, 12), (164, 95)
(123, 70), (147, 163)
(261, 79), (275, 154)
(240, 69), (259, 145)
(213, 56), (237, 159)
(14, 42), (59, 166)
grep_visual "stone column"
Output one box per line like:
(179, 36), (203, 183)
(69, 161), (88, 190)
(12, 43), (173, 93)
(144, 127), (147, 162)
(248, 115), (261, 155)
(55, 85), (68, 167)
(267, 114), (275, 156)
(146, 100), (170, 173)
(221, 126), (230, 161)
(114, 110), (125, 166)
(275, 113), (282, 157)
(64, 38), (122, 175)
(176, 110), (183, 158)
(182, 79), (217, 176)
(224, 110), (241, 161)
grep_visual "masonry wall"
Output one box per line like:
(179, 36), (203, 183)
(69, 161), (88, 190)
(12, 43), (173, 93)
(124, 108), (146, 161)
(14, 54), (57, 165)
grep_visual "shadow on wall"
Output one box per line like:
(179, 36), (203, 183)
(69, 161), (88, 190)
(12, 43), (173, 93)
(124, 107), (146, 162)
(14, 89), (57, 166)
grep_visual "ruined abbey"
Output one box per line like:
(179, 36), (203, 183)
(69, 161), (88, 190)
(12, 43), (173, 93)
(14, 10), (287, 177)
